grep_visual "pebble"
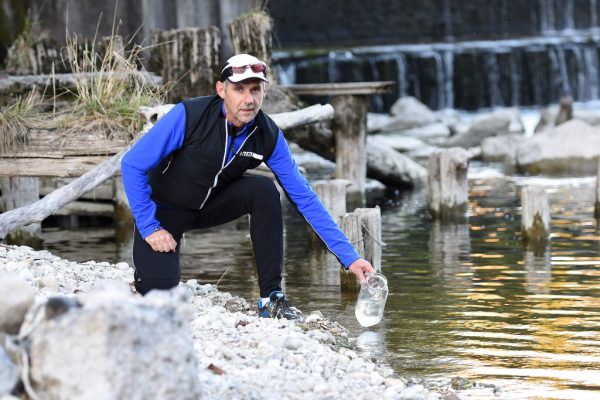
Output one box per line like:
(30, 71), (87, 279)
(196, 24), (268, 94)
(0, 244), (447, 400)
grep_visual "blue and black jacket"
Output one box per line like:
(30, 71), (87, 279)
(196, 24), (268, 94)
(121, 95), (361, 268)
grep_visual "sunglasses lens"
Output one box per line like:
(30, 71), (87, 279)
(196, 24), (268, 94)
(230, 63), (266, 74)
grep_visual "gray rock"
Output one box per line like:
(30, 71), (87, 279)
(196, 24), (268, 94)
(0, 346), (19, 396)
(445, 111), (511, 148)
(481, 133), (526, 162)
(28, 288), (201, 400)
(517, 119), (600, 175)
(367, 137), (427, 186)
(389, 97), (437, 128)
(0, 273), (37, 335)
(369, 134), (425, 152)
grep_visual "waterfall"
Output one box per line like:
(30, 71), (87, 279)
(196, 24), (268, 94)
(367, 58), (384, 111)
(592, 0), (598, 28)
(584, 46), (599, 100)
(443, 0), (453, 39)
(484, 52), (502, 107)
(443, 51), (454, 109)
(393, 54), (408, 98)
(539, 0), (556, 33)
(564, 0), (575, 31)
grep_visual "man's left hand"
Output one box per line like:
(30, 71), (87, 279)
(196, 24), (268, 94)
(348, 258), (376, 284)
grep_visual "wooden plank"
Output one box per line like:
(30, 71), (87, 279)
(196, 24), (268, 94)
(281, 81), (394, 96)
(0, 157), (107, 177)
(53, 200), (114, 217)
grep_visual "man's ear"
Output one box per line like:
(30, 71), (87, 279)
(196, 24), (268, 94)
(216, 81), (225, 99)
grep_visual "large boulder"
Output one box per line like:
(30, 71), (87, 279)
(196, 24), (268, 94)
(517, 119), (600, 175)
(481, 133), (526, 162)
(375, 97), (438, 132)
(0, 273), (37, 335)
(445, 110), (512, 148)
(28, 286), (202, 400)
(367, 136), (427, 186)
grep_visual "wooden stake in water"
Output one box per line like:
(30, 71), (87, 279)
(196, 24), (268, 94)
(340, 213), (364, 291)
(310, 179), (350, 244)
(595, 158), (600, 220)
(427, 148), (470, 221)
(332, 95), (368, 206)
(0, 177), (41, 246)
(353, 206), (383, 272)
(521, 186), (550, 247)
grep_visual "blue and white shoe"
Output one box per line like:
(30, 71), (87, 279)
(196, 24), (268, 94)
(258, 291), (303, 321)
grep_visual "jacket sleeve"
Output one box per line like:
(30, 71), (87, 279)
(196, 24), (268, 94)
(266, 130), (361, 268)
(121, 103), (187, 239)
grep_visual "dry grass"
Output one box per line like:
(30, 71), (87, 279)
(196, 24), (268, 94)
(62, 30), (166, 141)
(0, 90), (45, 152)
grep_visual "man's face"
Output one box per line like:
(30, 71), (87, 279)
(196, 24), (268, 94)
(216, 79), (266, 128)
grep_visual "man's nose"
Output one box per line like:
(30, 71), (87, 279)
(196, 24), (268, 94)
(245, 92), (254, 103)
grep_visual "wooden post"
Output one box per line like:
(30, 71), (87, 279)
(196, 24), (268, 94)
(0, 177), (42, 246)
(332, 95), (368, 207)
(229, 10), (273, 68)
(427, 148), (470, 221)
(339, 213), (364, 291)
(313, 179), (350, 222)
(149, 27), (221, 102)
(113, 176), (134, 244)
(521, 186), (550, 248)
(595, 158), (600, 220)
(353, 207), (383, 272)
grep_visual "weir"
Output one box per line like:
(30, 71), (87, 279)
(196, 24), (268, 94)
(273, 31), (600, 111)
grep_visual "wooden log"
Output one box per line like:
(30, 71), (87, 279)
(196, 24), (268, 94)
(52, 201), (114, 217)
(521, 186), (550, 248)
(332, 95), (368, 206)
(0, 177), (41, 245)
(427, 148), (470, 221)
(149, 27), (221, 102)
(339, 213), (364, 291)
(0, 104), (335, 236)
(229, 10), (273, 67)
(353, 207), (383, 272)
(282, 81), (395, 96)
(5, 36), (66, 75)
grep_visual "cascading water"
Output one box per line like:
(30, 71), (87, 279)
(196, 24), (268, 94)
(271, 0), (600, 112)
(273, 32), (600, 111)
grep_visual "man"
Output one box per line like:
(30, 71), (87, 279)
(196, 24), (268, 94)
(121, 53), (374, 321)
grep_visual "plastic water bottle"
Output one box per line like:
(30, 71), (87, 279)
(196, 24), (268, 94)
(355, 273), (388, 327)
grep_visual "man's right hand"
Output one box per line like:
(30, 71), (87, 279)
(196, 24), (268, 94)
(145, 229), (177, 252)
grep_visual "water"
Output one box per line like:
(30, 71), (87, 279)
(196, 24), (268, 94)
(41, 164), (600, 398)
(355, 298), (385, 328)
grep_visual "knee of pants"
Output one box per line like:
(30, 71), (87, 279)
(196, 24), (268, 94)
(249, 176), (281, 210)
(135, 278), (179, 296)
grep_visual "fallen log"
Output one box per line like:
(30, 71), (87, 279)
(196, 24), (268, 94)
(0, 72), (163, 96)
(0, 104), (334, 238)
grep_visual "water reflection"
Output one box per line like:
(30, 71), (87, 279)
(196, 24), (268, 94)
(524, 244), (552, 294)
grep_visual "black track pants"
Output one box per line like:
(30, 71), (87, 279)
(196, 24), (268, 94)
(132, 175), (284, 297)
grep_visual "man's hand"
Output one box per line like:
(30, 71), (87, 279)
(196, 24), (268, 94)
(145, 229), (177, 252)
(348, 258), (376, 284)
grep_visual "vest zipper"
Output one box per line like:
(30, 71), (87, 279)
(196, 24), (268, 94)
(161, 155), (174, 174)
(198, 122), (258, 210)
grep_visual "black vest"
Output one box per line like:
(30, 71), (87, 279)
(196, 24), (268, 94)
(148, 96), (279, 209)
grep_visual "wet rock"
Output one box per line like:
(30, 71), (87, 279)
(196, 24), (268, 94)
(28, 288), (201, 400)
(445, 111), (511, 148)
(517, 119), (600, 175)
(389, 97), (437, 128)
(367, 136), (427, 187)
(0, 273), (37, 334)
(450, 376), (473, 390)
(0, 345), (19, 396)
(481, 133), (525, 162)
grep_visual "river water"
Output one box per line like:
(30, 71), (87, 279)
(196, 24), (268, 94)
(41, 163), (600, 399)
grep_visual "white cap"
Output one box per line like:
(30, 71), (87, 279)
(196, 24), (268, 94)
(220, 54), (269, 83)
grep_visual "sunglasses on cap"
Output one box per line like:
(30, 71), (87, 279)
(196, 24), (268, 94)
(221, 63), (267, 81)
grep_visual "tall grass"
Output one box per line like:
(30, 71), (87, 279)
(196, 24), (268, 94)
(63, 30), (166, 140)
(0, 90), (44, 152)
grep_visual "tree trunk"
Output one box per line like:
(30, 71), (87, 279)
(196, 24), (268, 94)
(149, 27), (221, 102)
(229, 10), (273, 68)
